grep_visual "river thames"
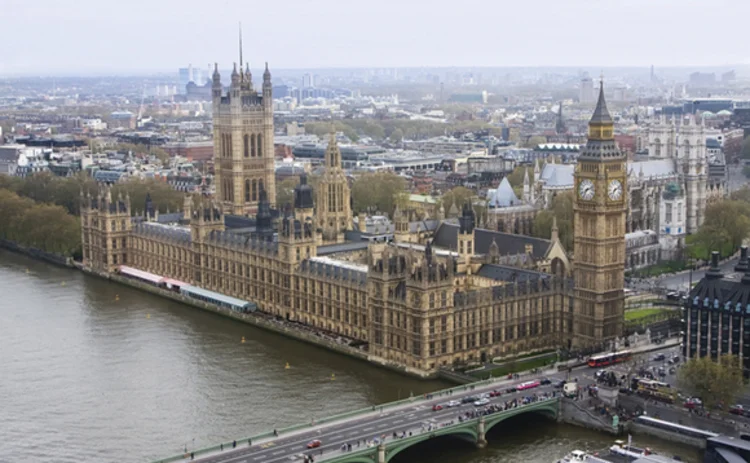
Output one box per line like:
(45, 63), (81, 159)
(0, 249), (700, 463)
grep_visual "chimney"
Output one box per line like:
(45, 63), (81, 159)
(706, 251), (723, 280)
(735, 246), (748, 273)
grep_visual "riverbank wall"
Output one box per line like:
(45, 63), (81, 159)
(0, 239), (74, 268)
(558, 398), (621, 436)
(78, 265), (439, 381)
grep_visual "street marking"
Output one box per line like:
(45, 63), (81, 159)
(260, 442), (275, 449)
(272, 450), (284, 455)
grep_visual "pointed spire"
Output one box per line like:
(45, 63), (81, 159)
(238, 22), (244, 75)
(523, 167), (530, 185)
(590, 78), (613, 124)
(551, 215), (559, 242)
(263, 62), (271, 82)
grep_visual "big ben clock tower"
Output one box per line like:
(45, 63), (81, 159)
(572, 80), (627, 349)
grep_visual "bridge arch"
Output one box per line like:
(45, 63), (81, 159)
(386, 428), (478, 462)
(484, 401), (558, 436)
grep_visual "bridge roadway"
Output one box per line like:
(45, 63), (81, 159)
(185, 378), (563, 463)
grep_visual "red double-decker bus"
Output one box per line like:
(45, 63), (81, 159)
(587, 350), (632, 368)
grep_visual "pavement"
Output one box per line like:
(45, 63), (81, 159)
(171, 341), (685, 463)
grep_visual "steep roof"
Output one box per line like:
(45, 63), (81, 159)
(590, 81), (613, 124)
(487, 177), (519, 207)
(432, 223), (551, 260)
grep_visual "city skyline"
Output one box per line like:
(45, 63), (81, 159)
(2, 0), (749, 76)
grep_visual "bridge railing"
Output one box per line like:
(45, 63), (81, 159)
(151, 374), (552, 462)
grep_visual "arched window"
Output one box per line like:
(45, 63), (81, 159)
(259, 179), (264, 196)
(243, 134), (250, 158)
(245, 179), (251, 202)
(257, 134), (263, 158)
(252, 179), (257, 201)
(653, 138), (661, 157)
(250, 134), (256, 157)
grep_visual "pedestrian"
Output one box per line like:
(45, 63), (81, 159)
(233, 440), (236, 449)
(221, 444), (223, 451)
(274, 429), (278, 437)
(190, 452), (194, 460)
(248, 438), (252, 446)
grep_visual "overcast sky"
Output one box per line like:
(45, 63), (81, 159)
(2, 0), (748, 76)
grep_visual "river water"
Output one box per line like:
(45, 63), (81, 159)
(0, 249), (701, 463)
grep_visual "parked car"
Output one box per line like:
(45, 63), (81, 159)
(307, 440), (322, 449)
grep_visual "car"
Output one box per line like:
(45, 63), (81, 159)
(489, 390), (502, 397)
(432, 404), (443, 411)
(595, 369), (607, 379)
(540, 378), (552, 385)
(684, 398), (703, 409)
(474, 398), (490, 406)
(730, 405), (745, 415)
(669, 367), (676, 374)
(446, 400), (461, 408)
(666, 291), (680, 301)
(479, 392), (491, 399)
(461, 396), (479, 404)
(554, 380), (566, 389)
(306, 440), (322, 449)
(653, 354), (666, 362)
(672, 356), (681, 364)
(506, 387), (517, 393)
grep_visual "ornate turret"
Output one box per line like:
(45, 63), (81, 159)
(458, 203), (475, 235)
(230, 63), (240, 88)
(212, 63), (222, 99)
(255, 188), (273, 241)
(294, 174), (314, 210)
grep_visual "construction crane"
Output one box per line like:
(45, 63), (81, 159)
(136, 84), (146, 128)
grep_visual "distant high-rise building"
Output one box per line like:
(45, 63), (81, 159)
(689, 72), (716, 87)
(580, 77), (595, 104)
(302, 73), (315, 88)
(178, 66), (193, 95)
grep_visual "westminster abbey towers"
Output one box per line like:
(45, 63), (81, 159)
(212, 62), (276, 215)
(573, 81), (627, 348)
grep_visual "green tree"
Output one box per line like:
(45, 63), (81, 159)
(389, 128), (404, 144)
(351, 172), (406, 215)
(742, 136), (750, 160)
(441, 186), (474, 213)
(532, 191), (574, 251)
(151, 146), (171, 167)
(677, 354), (744, 410)
(525, 135), (547, 149)
(276, 177), (300, 209)
(111, 178), (185, 216)
(688, 199), (750, 259)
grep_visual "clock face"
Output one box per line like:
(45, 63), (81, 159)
(578, 179), (595, 201)
(608, 179), (623, 201)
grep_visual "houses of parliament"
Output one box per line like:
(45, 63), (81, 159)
(80, 65), (627, 374)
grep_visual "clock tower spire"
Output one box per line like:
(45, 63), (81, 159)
(572, 79), (627, 349)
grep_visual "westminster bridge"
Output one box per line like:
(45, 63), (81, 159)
(152, 377), (561, 463)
